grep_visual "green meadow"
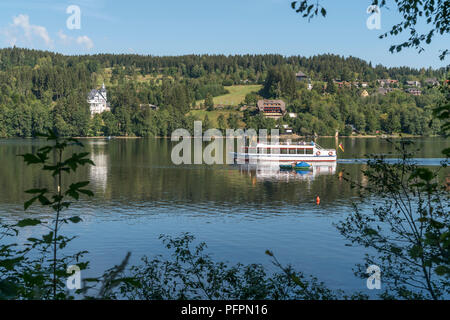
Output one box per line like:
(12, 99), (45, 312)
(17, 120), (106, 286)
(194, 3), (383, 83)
(196, 84), (262, 107)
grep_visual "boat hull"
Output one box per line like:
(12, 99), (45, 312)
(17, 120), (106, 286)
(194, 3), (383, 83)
(231, 152), (337, 163)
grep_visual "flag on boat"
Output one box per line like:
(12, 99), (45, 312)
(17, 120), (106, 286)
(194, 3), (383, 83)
(338, 143), (344, 152)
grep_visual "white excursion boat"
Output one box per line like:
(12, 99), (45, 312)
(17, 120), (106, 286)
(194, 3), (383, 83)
(232, 141), (337, 163)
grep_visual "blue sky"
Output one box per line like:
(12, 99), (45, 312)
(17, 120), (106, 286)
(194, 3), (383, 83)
(0, 0), (448, 69)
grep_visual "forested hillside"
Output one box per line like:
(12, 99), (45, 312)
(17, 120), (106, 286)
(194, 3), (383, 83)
(0, 47), (447, 137)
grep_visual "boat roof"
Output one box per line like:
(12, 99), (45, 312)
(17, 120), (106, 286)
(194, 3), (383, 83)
(255, 142), (315, 147)
(254, 144), (314, 148)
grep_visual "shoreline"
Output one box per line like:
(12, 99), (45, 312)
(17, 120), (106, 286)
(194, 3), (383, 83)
(3, 134), (439, 140)
(73, 134), (431, 139)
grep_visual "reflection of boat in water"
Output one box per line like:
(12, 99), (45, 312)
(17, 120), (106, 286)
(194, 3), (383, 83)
(237, 162), (336, 181)
(280, 161), (311, 170)
(231, 141), (337, 163)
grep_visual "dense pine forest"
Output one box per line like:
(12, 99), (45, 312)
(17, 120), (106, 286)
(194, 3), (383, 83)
(0, 47), (448, 137)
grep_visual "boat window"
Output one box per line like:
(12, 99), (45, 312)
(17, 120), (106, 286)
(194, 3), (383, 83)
(306, 149), (313, 155)
(297, 148), (304, 154)
(289, 149), (296, 154)
(281, 148), (288, 154)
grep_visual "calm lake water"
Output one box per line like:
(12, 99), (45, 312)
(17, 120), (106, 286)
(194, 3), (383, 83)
(0, 137), (448, 296)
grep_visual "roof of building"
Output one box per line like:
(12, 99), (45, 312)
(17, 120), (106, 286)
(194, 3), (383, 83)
(88, 86), (107, 101)
(88, 89), (98, 100)
(425, 78), (439, 84)
(257, 99), (286, 113)
(295, 71), (307, 77)
(377, 87), (389, 95)
(361, 90), (369, 97)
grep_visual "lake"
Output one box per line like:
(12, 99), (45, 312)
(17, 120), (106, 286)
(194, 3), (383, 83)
(0, 136), (448, 297)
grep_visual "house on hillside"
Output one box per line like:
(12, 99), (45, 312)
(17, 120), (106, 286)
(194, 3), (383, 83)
(377, 79), (398, 87)
(405, 88), (422, 96)
(360, 90), (369, 98)
(377, 87), (393, 95)
(406, 80), (421, 88)
(425, 78), (439, 86)
(88, 83), (110, 116)
(257, 99), (286, 119)
(295, 71), (307, 81)
(334, 80), (352, 88)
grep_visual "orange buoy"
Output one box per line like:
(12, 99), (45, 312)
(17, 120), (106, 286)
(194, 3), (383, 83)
(316, 196), (320, 205)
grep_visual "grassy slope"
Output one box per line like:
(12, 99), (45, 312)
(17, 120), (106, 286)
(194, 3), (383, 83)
(196, 84), (262, 107)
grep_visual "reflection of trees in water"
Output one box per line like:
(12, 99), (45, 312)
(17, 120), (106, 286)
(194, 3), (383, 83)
(0, 138), (447, 208)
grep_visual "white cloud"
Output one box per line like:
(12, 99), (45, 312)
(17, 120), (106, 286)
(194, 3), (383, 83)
(57, 30), (94, 50)
(57, 30), (68, 42)
(76, 35), (94, 49)
(1, 14), (94, 51)
(11, 14), (53, 46)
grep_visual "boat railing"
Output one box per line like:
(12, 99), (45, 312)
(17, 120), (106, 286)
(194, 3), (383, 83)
(256, 141), (316, 147)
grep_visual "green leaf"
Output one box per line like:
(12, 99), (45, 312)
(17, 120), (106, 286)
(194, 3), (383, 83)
(71, 181), (90, 190)
(112, 277), (142, 288)
(80, 159), (95, 166)
(68, 216), (82, 223)
(364, 228), (379, 236)
(17, 218), (41, 227)
(37, 146), (52, 153)
(78, 189), (94, 197)
(38, 195), (51, 206)
(435, 265), (450, 276)
(20, 154), (43, 164)
(410, 168), (434, 182)
(43, 165), (58, 172)
(24, 196), (40, 210)
(66, 190), (79, 200)
(42, 232), (54, 244)
(0, 257), (25, 271)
